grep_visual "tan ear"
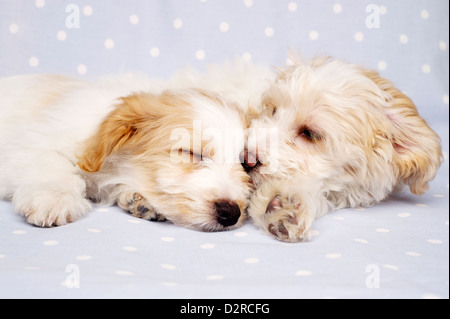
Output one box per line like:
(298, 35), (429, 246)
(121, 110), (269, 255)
(77, 93), (159, 173)
(363, 69), (442, 195)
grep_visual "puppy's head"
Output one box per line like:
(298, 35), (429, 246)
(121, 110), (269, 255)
(78, 89), (252, 231)
(247, 55), (442, 208)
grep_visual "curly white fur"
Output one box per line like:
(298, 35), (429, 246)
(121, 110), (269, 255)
(245, 55), (442, 242)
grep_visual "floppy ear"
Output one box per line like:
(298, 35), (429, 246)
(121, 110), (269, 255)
(77, 93), (160, 173)
(363, 69), (442, 195)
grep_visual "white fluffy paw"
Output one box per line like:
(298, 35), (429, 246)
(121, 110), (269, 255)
(260, 195), (313, 242)
(14, 191), (92, 227)
(118, 192), (166, 222)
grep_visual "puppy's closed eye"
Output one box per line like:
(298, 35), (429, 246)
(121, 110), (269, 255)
(181, 149), (203, 162)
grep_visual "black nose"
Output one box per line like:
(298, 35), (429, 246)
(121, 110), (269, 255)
(215, 200), (241, 227)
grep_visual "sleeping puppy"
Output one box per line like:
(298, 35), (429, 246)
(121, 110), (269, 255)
(0, 74), (251, 231)
(244, 55), (443, 242)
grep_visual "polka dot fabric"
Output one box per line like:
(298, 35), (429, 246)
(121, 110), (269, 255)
(0, 0), (448, 298)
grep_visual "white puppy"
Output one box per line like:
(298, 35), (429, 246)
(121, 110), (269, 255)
(244, 55), (443, 242)
(0, 73), (253, 231)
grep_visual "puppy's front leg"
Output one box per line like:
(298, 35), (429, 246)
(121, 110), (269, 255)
(118, 192), (166, 222)
(248, 180), (325, 242)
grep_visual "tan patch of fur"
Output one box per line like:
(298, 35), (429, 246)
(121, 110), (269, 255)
(361, 68), (443, 194)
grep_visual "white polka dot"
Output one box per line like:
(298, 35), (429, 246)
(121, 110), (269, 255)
(234, 231), (247, 237)
(77, 64), (87, 75)
(325, 253), (341, 259)
(104, 39), (114, 49)
(244, 258), (259, 264)
(87, 228), (101, 233)
(376, 228), (389, 233)
(196, 50), (206, 60)
(310, 229), (320, 237)
(123, 246), (138, 252)
(382, 264), (399, 271)
(206, 275), (223, 280)
(400, 34), (409, 44)
(420, 9), (429, 19)
(128, 219), (141, 224)
(29, 56), (39, 67)
(433, 194), (445, 198)
(422, 64), (431, 74)
(161, 236), (174, 242)
(445, 220), (449, 226)
(354, 238), (368, 244)
(242, 52), (252, 62)
(406, 252), (421, 257)
(115, 270), (133, 276)
(0, 254), (5, 258)
(129, 14), (139, 25)
(295, 270), (312, 276)
(35, 0), (45, 8)
(354, 32), (364, 42)
(9, 23), (19, 34)
(76, 255), (92, 261)
(219, 22), (229, 32)
(244, 0), (253, 8)
(397, 212), (411, 218)
(161, 264), (176, 270)
(353, 207), (365, 211)
(333, 4), (343, 13)
(97, 208), (109, 212)
(150, 47), (160, 57)
(333, 216), (344, 221)
(173, 19), (183, 29)
(12, 230), (26, 235)
(200, 243), (215, 249)
(288, 2), (298, 12)
(43, 240), (58, 246)
(416, 203), (428, 207)
(265, 27), (274, 37)
(377, 60), (387, 71)
(83, 6), (93, 16)
(427, 239), (442, 244)
(24, 266), (40, 271)
(57, 30), (67, 41)
(309, 30), (319, 40)
(161, 282), (178, 287)
(439, 41), (447, 51)
(379, 5), (387, 14)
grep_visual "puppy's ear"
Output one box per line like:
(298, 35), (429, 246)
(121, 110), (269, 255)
(363, 69), (442, 195)
(77, 93), (160, 173)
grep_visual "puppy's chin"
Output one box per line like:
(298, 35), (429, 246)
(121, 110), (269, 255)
(159, 200), (247, 232)
(172, 216), (246, 232)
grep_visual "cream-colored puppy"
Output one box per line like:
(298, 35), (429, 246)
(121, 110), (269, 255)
(0, 74), (251, 231)
(245, 56), (442, 242)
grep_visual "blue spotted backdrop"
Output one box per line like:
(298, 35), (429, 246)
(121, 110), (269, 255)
(0, 0), (449, 299)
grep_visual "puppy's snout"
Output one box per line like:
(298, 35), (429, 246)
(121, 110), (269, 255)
(240, 150), (260, 173)
(215, 200), (241, 227)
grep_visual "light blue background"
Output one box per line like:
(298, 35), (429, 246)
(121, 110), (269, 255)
(0, 0), (448, 299)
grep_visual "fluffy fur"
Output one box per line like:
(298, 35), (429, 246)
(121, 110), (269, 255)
(244, 55), (442, 242)
(0, 55), (442, 241)
(0, 73), (253, 231)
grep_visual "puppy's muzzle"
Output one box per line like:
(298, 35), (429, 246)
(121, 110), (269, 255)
(215, 200), (241, 227)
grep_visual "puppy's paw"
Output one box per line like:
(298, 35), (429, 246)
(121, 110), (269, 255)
(118, 192), (166, 222)
(14, 191), (92, 227)
(262, 195), (313, 242)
